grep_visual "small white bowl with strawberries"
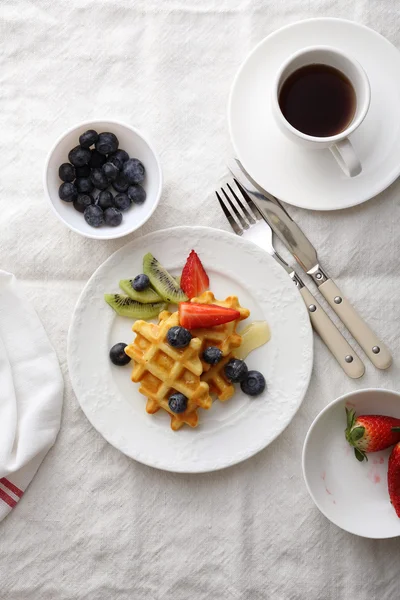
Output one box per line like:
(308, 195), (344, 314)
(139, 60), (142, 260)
(302, 388), (400, 538)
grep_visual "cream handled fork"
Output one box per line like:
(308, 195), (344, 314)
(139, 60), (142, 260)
(216, 181), (365, 379)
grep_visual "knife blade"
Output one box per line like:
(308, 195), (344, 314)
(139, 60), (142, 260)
(228, 158), (392, 370)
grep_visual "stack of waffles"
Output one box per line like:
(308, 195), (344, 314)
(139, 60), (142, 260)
(125, 291), (250, 430)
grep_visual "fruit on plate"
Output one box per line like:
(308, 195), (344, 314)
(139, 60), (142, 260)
(105, 294), (166, 318)
(180, 250), (209, 299)
(143, 253), (188, 303)
(168, 392), (188, 414)
(224, 358), (248, 383)
(179, 302), (240, 329)
(240, 370), (266, 396)
(167, 326), (192, 348)
(132, 274), (150, 291)
(57, 129), (147, 228)
(388, 442), (400, 518)
(109, 342), (131, 366)
(345, 408), (400, 462)
(119, 279), (162, 303)
(202, 346), (223, 365)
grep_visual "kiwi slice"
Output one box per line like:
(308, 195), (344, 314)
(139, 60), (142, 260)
(143, 253), (188, 303)
(119, 279), (162, 304)
(104, 294), (166, 319)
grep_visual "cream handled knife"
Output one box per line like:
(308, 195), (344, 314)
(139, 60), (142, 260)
(228, 159), (392, 370)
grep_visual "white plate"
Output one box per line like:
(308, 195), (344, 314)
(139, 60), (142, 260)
(229, 18), (400, 211)
(68, 226), (313, 473)
(302, 389), (400, 538)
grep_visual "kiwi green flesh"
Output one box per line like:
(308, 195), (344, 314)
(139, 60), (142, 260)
(143, 252), (188, 303)
(119, 279), (162, 304)
(104, 294), (166, 318)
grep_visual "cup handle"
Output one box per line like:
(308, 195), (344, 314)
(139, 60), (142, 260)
(330, 138), (362, 177)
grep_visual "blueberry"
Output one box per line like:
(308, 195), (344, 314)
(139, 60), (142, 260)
(95, 132), (119, 155)
(108, 156), (123, 170)
(58, 163), (75, 182)
(168, 392), (188, 414)
(89, 149), (107, 169)
(132, 274), (150, 291)
(102, 162), (119, 182)
(59, 182), (77, 202)
(224, 358), (248, 383)
(110, 149), (129, 164)
(167, 326), (192, 348)
(75, 164), (91, 178)
(112, 173), (129, 193)
(114, 192), (131, 211)
(202, 346), (223, 365)
(127, 184), (146, 204)
(96, 190), (114, 210)
(240, 370), (266, 396)
(122, 158), (145, 184)
(73, 193), (93, 213)
(75, 176), (94, 194)
(104, 207), (123, 227)
(79, 129), (99, 148)
(68, 145), (91, 167)
(84, 204), (104, 228)
(109, 342), (131, 366)
(90, 168), (109, 191)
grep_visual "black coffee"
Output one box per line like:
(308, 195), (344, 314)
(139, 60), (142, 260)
(278, 64), (356, 137)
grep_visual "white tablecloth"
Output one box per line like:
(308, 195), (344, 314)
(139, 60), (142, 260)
(1, 1), (400, 598)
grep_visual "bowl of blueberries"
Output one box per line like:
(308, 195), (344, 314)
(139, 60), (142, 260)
(44, 120), (162, 239)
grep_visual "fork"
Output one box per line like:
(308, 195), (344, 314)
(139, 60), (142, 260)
(216, 180), (365, 379)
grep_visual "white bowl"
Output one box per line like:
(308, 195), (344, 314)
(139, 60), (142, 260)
(44, 120), (162, 240)
(302, 388), (400, 538)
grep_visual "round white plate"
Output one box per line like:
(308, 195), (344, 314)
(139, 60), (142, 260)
(303, 389), (400, 538)
(68, 226), (313, 473)
(229, 18), (400, 211)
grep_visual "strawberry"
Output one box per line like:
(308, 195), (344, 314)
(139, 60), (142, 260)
(388, 442), (400, 518)
(180, 250), (210, 299)
(179, 302), (240, 329)
(345, 408), (400, 462)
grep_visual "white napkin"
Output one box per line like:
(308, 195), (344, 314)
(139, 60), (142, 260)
(0, 271), (63, 521)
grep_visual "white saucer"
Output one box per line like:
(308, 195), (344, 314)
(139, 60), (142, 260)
(302, 389), (400, 538)
(229, 18), (400, 211)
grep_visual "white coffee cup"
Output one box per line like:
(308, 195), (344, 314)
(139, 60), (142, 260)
(272, 46), (371, 177)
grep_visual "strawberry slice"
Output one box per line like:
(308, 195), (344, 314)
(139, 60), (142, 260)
(179, 302), (240, 329)
(180, 250), (210, 299)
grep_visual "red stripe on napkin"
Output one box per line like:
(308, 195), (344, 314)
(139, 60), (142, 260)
(0, 478), (23, 498)
(0, 487), (17, 508)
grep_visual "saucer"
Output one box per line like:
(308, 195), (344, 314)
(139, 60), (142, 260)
(229, 18), (400, 211)
(302, 389), (400, 538)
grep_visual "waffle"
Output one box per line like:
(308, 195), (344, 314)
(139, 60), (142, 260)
(190, 292), (250, 401)
(125, 311), (212, 431)
(159, 292), (250, 402)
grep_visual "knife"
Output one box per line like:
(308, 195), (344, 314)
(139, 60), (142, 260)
(228, 159), (392, 370)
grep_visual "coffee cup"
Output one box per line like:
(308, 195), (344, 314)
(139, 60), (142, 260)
(272, 46), (371, 177)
